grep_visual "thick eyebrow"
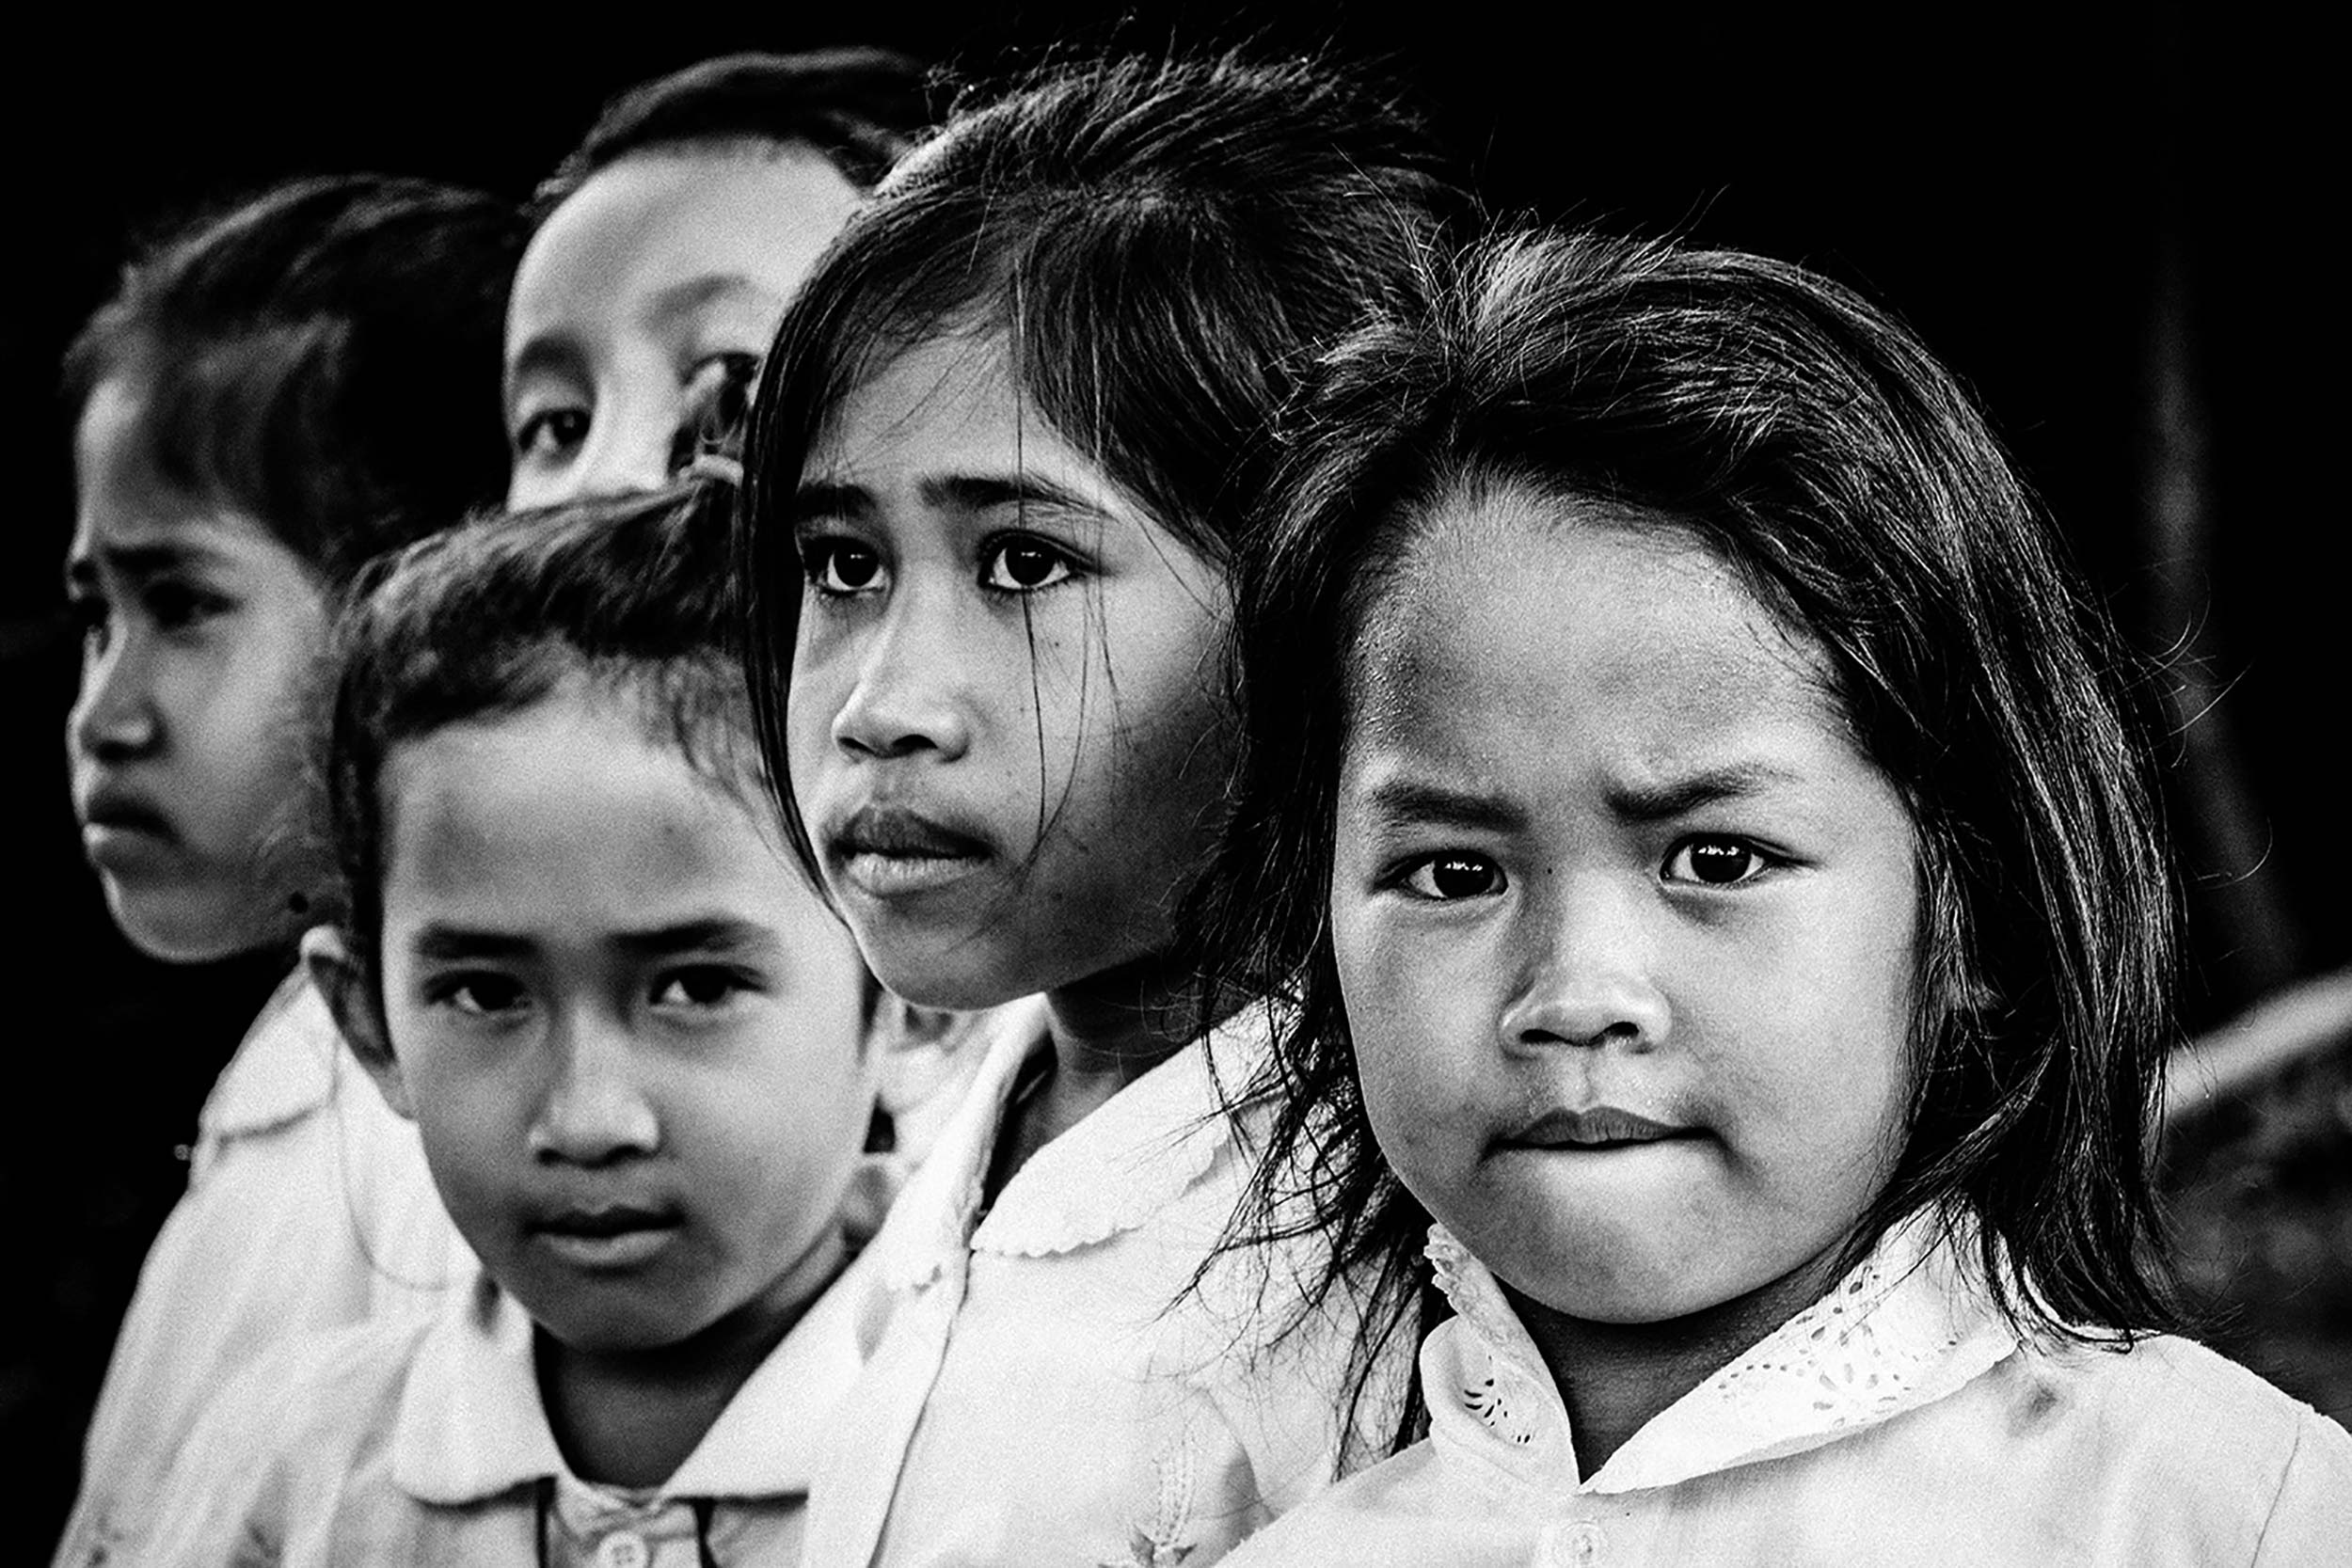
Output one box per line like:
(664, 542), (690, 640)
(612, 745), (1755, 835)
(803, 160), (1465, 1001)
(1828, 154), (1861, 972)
(611, 917), (783, 963)
(1606, 762), (1804, 823)
(409, 927), (536, 963)
(1357, 776), (1530, 835)
(791, 472), (1115, 529)
(920, 473), (1107, 522)
(408, 919), (783, 965)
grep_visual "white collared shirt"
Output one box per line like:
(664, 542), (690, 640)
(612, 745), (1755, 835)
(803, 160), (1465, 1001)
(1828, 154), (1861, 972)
(135, 1249), (875, 1567)
(1220, 1223), (2352, 1567)
(54, 969), (468, 1568)
(804, 999), (1381, 1568)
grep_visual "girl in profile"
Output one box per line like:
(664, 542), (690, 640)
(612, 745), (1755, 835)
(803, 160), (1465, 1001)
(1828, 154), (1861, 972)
(56, 175), (523, 1567)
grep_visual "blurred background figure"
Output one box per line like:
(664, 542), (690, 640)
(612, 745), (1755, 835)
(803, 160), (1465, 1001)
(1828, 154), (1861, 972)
(51, 174), (525, 1568)
(502, 47), (928, 509)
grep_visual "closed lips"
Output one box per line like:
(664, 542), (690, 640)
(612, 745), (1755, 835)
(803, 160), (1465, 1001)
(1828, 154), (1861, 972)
(830, 804), (989, 861)
(1505, 1106), (1701, 1148)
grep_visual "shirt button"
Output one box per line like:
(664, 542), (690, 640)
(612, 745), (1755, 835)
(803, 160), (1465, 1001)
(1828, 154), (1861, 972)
(596, 1531), (651, 1568)
(1540, 1518), (1607, 1567)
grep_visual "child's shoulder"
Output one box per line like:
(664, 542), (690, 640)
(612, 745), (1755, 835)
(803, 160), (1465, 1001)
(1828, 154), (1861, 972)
(2010, 1332), (2352, 1554)
(141, 1312), (437, 1564)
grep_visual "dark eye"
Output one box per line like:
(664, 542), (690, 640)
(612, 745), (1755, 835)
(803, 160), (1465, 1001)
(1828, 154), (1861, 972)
(442, 974), (530, 1016)
(803, 538), (887, 595)
(1402, 853), (1505, 901)
(144, 581), (232, 633)
(980, 537), (1073, 593)
(514, 407), (590, 463)
(1663, 835), (1769, 886)
(652, 966), (750, 1009)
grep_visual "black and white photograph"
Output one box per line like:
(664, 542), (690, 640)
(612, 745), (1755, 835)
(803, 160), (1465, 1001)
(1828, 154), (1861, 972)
(7, 7), (2344, 1562)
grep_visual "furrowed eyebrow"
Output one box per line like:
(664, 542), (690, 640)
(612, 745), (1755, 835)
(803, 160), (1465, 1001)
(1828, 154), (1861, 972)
(1606, 763), (1802, 823)
(1358, 776), (1529, 835)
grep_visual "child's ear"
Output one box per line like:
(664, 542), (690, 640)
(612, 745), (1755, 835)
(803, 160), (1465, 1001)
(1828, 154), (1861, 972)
(300, 927), (413, 1120)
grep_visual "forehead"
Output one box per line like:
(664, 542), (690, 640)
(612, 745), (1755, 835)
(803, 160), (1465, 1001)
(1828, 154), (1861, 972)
(1348, 485), (1842, 768)
(807, 332), (1138, 508)
(507, 145), (862, 355)
(71, 378), (285, 562)
(378, 677), (807, 913)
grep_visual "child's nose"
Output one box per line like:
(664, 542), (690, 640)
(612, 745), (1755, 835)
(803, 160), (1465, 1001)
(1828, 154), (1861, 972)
(528, 1020), (660, 1165)
(830, 588), (975, 763)
(67, 633), (162, 763)
(1499, 887), (1672, 1053)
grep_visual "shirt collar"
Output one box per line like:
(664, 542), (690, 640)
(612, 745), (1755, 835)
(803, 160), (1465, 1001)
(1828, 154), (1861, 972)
(394, 1253), (876, 1504)
(867, 996), (1274, 1286)
(200, 967), (349, 1140)
(1422, 1215), (2018, 1496)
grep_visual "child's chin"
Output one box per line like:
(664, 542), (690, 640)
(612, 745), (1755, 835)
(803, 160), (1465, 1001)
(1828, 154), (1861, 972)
(104, 877), (282, 965)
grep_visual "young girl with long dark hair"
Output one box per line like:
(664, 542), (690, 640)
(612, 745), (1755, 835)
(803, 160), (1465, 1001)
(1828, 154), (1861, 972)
(739, 50), (1466, 1566)
(1209, 229), (2352, 1565)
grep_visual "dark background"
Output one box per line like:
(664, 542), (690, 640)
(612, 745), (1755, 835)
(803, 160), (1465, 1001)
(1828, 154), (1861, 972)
(5, 2), (2341, 1528)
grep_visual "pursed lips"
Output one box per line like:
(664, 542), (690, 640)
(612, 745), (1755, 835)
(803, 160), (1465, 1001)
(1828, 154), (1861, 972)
(1501, 1105), (1704, 1149)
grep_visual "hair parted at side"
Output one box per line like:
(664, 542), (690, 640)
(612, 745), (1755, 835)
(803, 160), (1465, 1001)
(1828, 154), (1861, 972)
(740, 47), (1472, 875)
(1205, 227), (2185, 1451)
(532, 46), (934, 215)
(321, 479), (760, 995)
(64, 174), (526, 589)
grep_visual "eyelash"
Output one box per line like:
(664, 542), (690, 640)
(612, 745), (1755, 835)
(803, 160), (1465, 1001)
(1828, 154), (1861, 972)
(649, 965), (760, 1010)
(513, 407), (590, 462)
(431, 973), (531, 1018)
(1661, 834), (1776, 887)
(1385, 834), (1781, 902)
(798, 531), (1083, 600)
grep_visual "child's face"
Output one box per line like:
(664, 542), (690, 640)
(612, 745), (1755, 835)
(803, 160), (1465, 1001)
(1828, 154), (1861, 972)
(371, 674), (875, 1353)
(504, 146), (864, 510)
(1329, 487), (1920, 1326)
(65, 378), (332, 961)
(787, 334), (1233, 1010)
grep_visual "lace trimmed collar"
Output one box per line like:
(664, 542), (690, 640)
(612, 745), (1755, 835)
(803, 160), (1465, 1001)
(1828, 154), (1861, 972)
(1422, 1217), (2018, 1496)
(393, 1257), (870, 1504)
(870, 997), (1273, 1286)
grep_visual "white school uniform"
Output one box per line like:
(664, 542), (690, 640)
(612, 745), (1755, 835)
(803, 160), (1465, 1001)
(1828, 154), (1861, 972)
(135, 1247), (878, 1568)
(1217, 1222), (2352, 1568)
(54, 970), (467, 1568)
(803, 998), (1381, 1568)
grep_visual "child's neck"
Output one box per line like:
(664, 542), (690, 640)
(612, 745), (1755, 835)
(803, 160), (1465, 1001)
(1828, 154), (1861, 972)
(534, 1224), (848, 1490)
(1506, 1243), (1851, 1478)
(983, 949), (1206, 1203)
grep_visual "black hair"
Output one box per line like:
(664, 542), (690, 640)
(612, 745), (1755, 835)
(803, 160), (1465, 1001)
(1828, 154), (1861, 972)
(64, 174), (525, 589)
(1206, 228), (2185, 1453)
(741, 47), (1471, 878)
(323, 479), (778, 1004)
(531, 47), (933, 216)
